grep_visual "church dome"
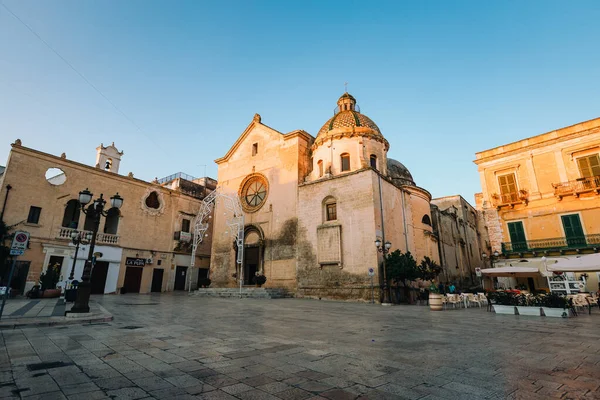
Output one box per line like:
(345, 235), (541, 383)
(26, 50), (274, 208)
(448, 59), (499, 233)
(387, 158), (415, 186)
(314, 93), (388, 150)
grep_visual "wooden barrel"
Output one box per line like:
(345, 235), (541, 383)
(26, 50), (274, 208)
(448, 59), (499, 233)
(429, 293), (443, 311)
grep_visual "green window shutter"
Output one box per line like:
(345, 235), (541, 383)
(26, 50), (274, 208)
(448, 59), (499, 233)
(507, 221), (527, 251)
(561, 214), (585, 247)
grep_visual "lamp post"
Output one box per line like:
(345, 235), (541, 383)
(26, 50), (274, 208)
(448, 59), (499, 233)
(375, 238), (392, 305)
(70, 189), (123, 313)
(482, 250), (500, 289)
(68, 230), (93, 280)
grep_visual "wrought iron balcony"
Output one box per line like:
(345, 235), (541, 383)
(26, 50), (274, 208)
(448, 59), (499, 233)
(57, 227), (120, 245)
(501, 234), (600, 253)
(553, 176), (600, 200)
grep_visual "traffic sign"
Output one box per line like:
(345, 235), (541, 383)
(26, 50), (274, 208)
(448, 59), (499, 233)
(10, 231), (29, 253)
(368, 267), (375, 277)
(9, 249), (24, 256)
(475, 267), (482, 277)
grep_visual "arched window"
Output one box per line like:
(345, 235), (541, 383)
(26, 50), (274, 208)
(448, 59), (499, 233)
(370, 154), (377, 170)
(317, 160), (323, 177)
(340, 153), (350, 172)
(62, 199), (80, 228)
(422, 214), (432, 226)
(104, 158), (112, 171)
(104, 208), (120, 234)
(323, 196), (337, 222)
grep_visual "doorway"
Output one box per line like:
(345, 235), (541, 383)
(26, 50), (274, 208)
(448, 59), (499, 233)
(174, 266), (188, 290)
(244, 247), (259, 285)
(197, 268), (208, 287)
(123, 267), (143, 294)
(90, 261), (109, 294)
(151, 269), (164, 293)
(527, 277), (536, 292)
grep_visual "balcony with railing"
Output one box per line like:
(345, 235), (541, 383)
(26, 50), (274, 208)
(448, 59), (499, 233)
(553, 176), (600, 200)
(57, 227), (120, 245)
(501, 234), (600, 254)
(491, 190), (529, 209)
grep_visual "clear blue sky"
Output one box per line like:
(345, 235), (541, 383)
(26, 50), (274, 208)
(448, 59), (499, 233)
(2, 0), (600, 202)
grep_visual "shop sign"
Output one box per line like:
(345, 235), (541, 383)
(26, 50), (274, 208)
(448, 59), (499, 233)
(126, 257), (146, 267)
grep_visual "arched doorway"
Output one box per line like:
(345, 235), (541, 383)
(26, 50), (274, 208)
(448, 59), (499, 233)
(243, 226), (264, 285)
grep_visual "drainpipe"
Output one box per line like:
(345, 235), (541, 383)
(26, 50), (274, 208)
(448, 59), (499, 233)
(0, 185), (12, 222)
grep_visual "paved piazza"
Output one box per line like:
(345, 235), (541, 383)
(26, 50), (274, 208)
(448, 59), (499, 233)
(1, 294), (599, 400)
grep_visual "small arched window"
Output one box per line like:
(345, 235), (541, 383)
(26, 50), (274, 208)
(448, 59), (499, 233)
(62, 199), (80, 229)
(370, 154), (377, 170)
(317, 160), (323, 177)
(422, 214), (432, 226)
(104, 208), (120, 234)
(104, 158), (113, 171)
(340, 153), (350, 172)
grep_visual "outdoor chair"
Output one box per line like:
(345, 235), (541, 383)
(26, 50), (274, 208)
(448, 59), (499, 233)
(446, 294), (462, 309)
(477, 293), (488, 306)
(467, 293), (482, 308)
(567, 298), (578, 317)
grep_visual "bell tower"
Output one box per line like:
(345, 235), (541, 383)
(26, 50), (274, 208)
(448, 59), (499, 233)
(95, 142), (124, 174)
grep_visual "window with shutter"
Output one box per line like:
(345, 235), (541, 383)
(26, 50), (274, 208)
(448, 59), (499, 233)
(498, 173), (518, 203)
(577, 154), (600, 178)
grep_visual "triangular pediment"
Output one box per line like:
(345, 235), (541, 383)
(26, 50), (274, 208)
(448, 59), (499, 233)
(215, 114), (285, 164)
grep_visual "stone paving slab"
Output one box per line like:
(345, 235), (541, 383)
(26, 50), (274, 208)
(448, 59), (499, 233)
(0, 299), (112, 329)
(0, 293), (599, 399)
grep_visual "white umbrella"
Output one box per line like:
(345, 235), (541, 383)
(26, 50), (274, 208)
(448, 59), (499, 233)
(548, 253), (600, 272)
(480, 266), (540, 277)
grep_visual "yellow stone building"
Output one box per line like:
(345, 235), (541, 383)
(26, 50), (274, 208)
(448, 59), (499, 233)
(474, 117), (600, 293)
(0, 141), (213, 295)
(210, 93), (440, 301)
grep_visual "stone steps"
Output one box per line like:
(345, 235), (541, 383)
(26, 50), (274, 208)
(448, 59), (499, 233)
(190, 287), (294, 299)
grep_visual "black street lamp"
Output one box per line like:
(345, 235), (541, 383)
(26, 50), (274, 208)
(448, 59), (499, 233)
(375, 238), (392, 305)
(70, 189), (123, 313)
(68, 230), (92, 280)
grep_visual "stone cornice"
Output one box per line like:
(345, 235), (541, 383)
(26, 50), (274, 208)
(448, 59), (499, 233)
(8, 144), (200, 202)
(474, 118), (600, 165)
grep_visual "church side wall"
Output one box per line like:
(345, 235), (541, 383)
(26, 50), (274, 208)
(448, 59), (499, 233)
(297, 170), (379, 301)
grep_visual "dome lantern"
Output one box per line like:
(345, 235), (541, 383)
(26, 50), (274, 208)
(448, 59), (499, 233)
(337, 92), (356, 112)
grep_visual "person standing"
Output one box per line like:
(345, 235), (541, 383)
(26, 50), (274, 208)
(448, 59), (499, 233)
(449, 283), (456, 294)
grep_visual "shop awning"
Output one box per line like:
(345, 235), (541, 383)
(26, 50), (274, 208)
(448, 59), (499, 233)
(549, 253), (600, 272)
(480, 267), (541, 277)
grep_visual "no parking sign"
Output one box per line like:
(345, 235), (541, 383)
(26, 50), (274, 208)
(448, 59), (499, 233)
(10, 231), (29, 256)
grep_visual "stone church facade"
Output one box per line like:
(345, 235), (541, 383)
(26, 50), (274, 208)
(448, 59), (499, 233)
(210, 93), (440, 301)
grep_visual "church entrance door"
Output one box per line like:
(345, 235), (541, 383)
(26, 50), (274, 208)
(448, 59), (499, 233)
(244, 247), (259, 285)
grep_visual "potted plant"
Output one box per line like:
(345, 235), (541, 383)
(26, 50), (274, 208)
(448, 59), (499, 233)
(419, 256), (443, 311)
(490, 291), (517, 315)
(253, 273), (266, 287)
(541, 293), (568, 317)
(515, 294), (541, 316)
(40, 263), (61, 298)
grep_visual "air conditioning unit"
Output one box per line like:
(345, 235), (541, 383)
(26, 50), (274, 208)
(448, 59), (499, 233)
(146, 258), (153, 264)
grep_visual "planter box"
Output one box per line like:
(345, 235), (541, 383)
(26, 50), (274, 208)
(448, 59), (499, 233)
(542, 307), (568, 318)
(493, 305), (516, 315)
(429, 293), (443, 311)
(516, 306), (541, 316)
